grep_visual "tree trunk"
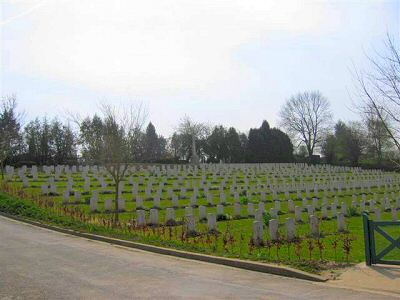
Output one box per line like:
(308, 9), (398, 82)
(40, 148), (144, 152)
(306, 145), (313, 165)
(114, 179), (119, 224)
(0, 160), (4, 180)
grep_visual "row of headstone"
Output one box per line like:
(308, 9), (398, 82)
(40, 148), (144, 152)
(253, 213), (347, 244)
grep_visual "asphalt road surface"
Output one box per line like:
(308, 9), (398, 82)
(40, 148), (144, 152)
(0, 216), (395, 299)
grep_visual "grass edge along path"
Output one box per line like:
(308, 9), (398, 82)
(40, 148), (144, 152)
(0, 189), (337, 279)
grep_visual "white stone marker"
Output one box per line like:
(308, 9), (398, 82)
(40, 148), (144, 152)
(136, 197), (144, 209)
(286, 218), (296, 241)
(307, 205), (314, 216)
(199, 206), (207, 221)
(118, 198), (126, 212)
(351, 200), (357, 209)
(90, 197), (98, 212)
(220, 192), (226, 205)
(166, 208), (176, 223)
(295, 206), (303, 222)
(217, 205), (224, 217)
(310, 215), (320, 237)
(341, 202), (348, 216)
(105, 199), (112, 212)
(331, 202), (337, 218)
(63, 190), (70, 204)
(187, 214), (197, 233)
(234, 192), (240, 203)
(149, 209), (159, 225)
(255, 209), (263, 222)
(274, 200), (281, 212)
(370, 200), (375, 211)
(172, 194), (179, 208)
(360, 200), (366, 212)
(248, 203), (255, 217)
(270, 207), (278, 219)
(392, 207), (398, 221)
(253, 221), (263, 245)
(190, 194), (198, 207)
(153, 196), (161, 208)
(321, 206), (328, 219)
(185, 206), (193, 217)
(75, 190), (81, 202)
(312, 198), (319, 209)
(41, 185), (48, 195)
(288, 199), (295, 213)
(207, 213), (217, 232)
(337, 213), (345, 232)
(258, 201), (265, 213)
(269, 219), (279, 241)
(234, 203), (241, 218)
(207, 193), (214, 206)
(137, 210), (146, 226)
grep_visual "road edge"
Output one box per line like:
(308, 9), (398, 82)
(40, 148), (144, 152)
(0, 212), (327, 282)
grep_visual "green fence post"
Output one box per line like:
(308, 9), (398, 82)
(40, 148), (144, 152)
(363, 213), (372, 266)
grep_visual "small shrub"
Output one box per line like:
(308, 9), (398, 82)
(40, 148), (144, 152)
(240, 196), (248, 205)
(263, 212), (272, 226)
(217, 213), (232, 221)
(347, 207), (359, 217)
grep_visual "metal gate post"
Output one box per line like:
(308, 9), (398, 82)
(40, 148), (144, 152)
(363, 213), (372, 266)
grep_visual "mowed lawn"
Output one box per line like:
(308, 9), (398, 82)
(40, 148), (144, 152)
(3, 166), (400, 272)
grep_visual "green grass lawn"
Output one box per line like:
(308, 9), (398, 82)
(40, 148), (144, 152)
(1, 165), (400, 273)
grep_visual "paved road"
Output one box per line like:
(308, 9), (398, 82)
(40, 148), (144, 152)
(0, 216), (395, 300)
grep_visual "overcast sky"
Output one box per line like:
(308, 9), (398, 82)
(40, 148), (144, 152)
(1, 0), (399, 136)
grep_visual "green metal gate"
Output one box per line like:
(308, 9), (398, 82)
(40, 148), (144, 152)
(363, 213), (400, 266)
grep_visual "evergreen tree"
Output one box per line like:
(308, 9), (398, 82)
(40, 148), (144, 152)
(144, 122), (159, 162)
(226, 127), (242, 162)
(0, 96), (22, 175)
(205, 125), (228, 162)
(246, 120), (293, 163)
(79, 115), (104, 163)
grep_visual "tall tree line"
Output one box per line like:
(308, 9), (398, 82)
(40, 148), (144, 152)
(1, 91), (398, 169)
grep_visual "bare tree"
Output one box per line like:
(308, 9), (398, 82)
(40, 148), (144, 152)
(363, 106), (392, 164)
(0, 95), (23, 178)
(125, 102), (148, 161)
(279, 91), (332, 158)
(95, 103), (147, 223)
(355, 35), (400, 161)
(176, 116), (210, 164)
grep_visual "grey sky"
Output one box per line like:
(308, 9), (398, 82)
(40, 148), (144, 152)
(1, 0), (399, 136)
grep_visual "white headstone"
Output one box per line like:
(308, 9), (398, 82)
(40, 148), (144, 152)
(149, 209), (159, 225)
(217, 204), (224, 217)
(295, 206), (303, 222)
(286, 218), (296, 241)
(137, 210), (146, 226)
(234, 203), (241, 218)
(337, 212), (345, 232)
(199, 205), (207, 221)
(269, 219), (279, 241)
(90, 197), (98, 212)
(136, 197), (144, 209)
(207, 213), (217, 232)
(288, 199), (295, 213)
(105, 199), (112, 211)
(187, 214), (197, 233)
(310, 215), (320, 237)
(253, 221), (263, 245)
(247, 202), (254, 217)
(118, 198), (126, 212)
(153, 196), (161, 208)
